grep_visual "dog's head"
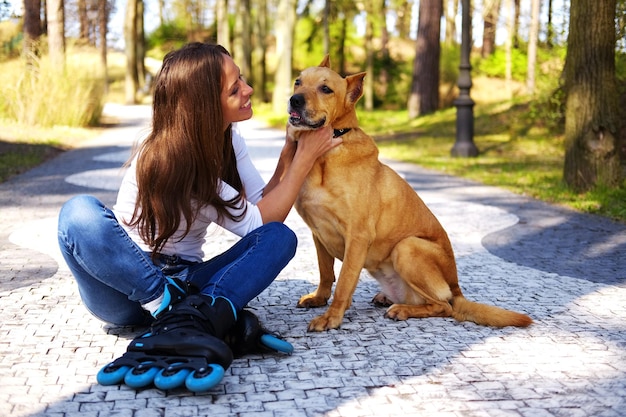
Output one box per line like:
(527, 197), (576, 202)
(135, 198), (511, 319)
(288, 56), (366, 133)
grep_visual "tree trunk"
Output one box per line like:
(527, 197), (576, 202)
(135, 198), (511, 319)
(136, 0), (145, 90)
(337, 15), (347, 75)
(481, 0), (500, 57)
(271, 0), (297, 114)
(253, 0), (268, 101)
(512, 0), (520, 48)
(379, 0), (390, 103)
(407, 0), (442, 118)
(99, 0), (108, 94)
(526, 0), (540, 95)
(124, 0), (138, 104)
(233, 0), (251, 84)
(23, 0), (42, 67)
(78, 0), (88, 41)
(444, 0), (458, 45)
(563, 0), (620, 191)
(395, 0), (412, 39)
(46, 0), (65, 69)
(364, 2), (375, 111)
(503, 0), (513, 97)
(216, 0), (230, 50)
(546, 0), (554, 48)
(323, 0), (330, 56)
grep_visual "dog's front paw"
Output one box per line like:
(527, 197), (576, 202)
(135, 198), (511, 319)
(307, 313), (343, 332)
(297, 292), (328, 308)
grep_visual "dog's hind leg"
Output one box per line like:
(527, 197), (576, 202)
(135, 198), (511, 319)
(383, 237), (457, 321)
(297, 235), (336, 308)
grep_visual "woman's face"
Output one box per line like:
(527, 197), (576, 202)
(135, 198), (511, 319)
(221, 54), (254, 130)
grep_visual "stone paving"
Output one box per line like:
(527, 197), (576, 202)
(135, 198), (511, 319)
(0, 104), (624, 417)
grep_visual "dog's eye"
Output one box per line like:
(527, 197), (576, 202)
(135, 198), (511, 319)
(294, 79), (301, 87)
(320, 85), (333, 94)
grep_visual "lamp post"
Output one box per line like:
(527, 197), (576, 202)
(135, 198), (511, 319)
(451, 0), (479, 157)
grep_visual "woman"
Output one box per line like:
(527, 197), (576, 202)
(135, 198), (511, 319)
(57, 43), (339, 391)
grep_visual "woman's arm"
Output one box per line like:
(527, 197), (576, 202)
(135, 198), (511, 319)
(258, 125), (339, 223)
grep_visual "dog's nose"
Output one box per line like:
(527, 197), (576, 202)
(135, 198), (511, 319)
(289, 94), (305, 109)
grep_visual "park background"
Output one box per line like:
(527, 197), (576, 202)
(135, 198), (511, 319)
(0, 0), (625, 222)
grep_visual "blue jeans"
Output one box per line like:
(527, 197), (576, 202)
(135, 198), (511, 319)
(57, 195), (297, 325)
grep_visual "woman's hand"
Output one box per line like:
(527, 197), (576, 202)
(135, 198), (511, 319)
(292, 125), (340, 167)
(258, 125), (341, 223)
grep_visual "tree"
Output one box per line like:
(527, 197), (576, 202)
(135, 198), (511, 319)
(47, 0), (65, 68)
(363, 0), (376, 111)
(407, 0), (442, 118)
(481, 0), (500, 57)
(562, 0), (621, 191)
(271, 0), (297, 114)
(503, 0), (513, 97)
(124, 0), (139, 104)
(78, 0), (88, 41)
(444, 0), (458, 45)
(216, 0), (230, 50)
(252, 0), (269, 101)
(526, 0), (540, 95)
(393, 0), (412, 39)
(98, 0), (109, 94)
(23, 0), (42, 66)
(233, 0), (252, 84)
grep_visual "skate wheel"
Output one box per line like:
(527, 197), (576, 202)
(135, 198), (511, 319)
(185, 364), (225, 392)
(96, 363), (130, 386)
(124, 363), (161, 388)
(260, 334), (294, 354)
(154, 366), (191, 390)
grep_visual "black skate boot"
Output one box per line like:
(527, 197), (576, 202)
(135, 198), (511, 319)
(225, 309), (294, 357)
(97, 294), (237, 392)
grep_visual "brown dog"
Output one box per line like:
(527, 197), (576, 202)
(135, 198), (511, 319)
(287, 56), (532, 332)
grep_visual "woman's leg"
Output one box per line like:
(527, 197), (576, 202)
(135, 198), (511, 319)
(57, 195), (166, 325)
(185, 222), (297, 311)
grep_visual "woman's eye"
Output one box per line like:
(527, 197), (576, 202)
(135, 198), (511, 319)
(231, 76), (246, 96)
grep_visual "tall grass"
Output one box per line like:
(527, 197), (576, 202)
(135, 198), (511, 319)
(0, 49), (106, 127)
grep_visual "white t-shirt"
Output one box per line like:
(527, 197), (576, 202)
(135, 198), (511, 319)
(113, 124), (266, 263)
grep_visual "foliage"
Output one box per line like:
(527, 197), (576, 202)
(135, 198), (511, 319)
(474, 47), (528, 81)
(0, 50), (105, 127)
(145, 22), (190, 58)
(0, 19), (21, 60)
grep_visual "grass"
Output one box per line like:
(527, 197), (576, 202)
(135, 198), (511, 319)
(0, 48), (123, 182)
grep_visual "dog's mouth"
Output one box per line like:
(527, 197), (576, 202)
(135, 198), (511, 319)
(288, 109), (326, 129)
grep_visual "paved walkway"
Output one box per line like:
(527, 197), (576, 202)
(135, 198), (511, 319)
(1, 104), (624, 417)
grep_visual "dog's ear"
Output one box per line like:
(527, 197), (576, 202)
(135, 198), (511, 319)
(346, 72), (366, 104)
(319, 55), (331, 68)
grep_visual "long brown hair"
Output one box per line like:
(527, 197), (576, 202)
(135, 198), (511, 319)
(129, 43), (246, 258)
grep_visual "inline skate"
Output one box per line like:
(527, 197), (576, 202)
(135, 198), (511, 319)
(97, 278), (294, 392)
(97, 291), (237, 392)
(226, 309), (294, 357)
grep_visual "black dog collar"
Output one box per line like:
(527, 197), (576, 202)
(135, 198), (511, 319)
(333, 128), (352, 138)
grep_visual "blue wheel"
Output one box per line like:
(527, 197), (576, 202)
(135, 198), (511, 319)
(185, 364), (225, 392)
(154, 366), (191, 390)
(96, 363), (130, 386)
(124, 363), (161, 388)
(260, 334), (294, 354)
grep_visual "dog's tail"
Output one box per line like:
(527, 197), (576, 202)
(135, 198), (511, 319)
(450, 295), (533, 327)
